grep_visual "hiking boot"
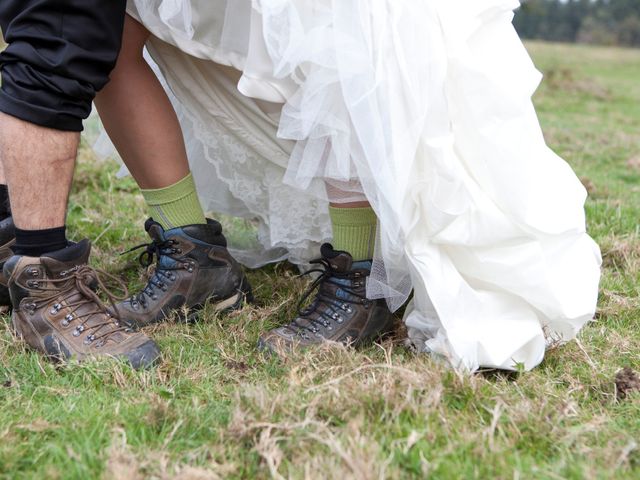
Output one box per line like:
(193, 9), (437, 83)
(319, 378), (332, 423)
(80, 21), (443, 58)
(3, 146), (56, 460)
(116, 218), (252, 328)
(258, 244), (395, 353)
(4, 240), (160, 369)
(0, 216), (16, 306)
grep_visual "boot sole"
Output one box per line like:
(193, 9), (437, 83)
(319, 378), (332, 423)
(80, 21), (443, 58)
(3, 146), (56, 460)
(124, 277), (254, 328)
(12, 312), (160, 369)
(185, 277), (255, 322)
(258, 309), (396, 355)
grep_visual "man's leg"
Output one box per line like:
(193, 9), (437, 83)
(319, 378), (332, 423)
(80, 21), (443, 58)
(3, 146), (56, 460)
(0, 0), (159, 368)
(0, 158), (15, 306)
(0, 112), (75, 250)
(0, 161), (10, 221)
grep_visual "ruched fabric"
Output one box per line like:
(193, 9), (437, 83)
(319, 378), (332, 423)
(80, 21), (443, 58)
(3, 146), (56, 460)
(120, 0), (602, 371)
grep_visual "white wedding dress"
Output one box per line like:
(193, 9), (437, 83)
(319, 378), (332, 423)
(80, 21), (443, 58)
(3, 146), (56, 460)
(117, 0), (601, 371)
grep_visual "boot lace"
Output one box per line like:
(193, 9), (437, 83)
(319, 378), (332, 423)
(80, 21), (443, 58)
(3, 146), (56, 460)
(122, 238), (191, 309)
(283, 258), (370, 339)
(18, 265), (130, 346)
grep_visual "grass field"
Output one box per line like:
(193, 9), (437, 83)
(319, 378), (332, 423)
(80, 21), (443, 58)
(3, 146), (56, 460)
(0, 41), (638, 479)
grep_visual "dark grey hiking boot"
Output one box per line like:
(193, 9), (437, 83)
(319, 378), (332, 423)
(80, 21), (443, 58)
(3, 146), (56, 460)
(4, 240), (160, 369)
(116, 218), (252, 328)
(0, 216), (16, 306)
(258, 244), (395, 353)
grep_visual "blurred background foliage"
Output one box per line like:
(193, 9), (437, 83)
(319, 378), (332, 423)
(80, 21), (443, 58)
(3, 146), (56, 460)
(515, 0), (640, 47)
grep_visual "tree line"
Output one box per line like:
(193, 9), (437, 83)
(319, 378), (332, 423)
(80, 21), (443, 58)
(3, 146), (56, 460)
(514, 0), (640, 47)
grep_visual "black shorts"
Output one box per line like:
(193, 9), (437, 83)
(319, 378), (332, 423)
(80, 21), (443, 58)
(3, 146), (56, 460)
(0, 0), (126, 132)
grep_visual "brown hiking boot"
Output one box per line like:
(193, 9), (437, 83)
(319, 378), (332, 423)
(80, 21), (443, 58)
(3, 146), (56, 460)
(4, 240), (160, 369)
(258, 244), (395, 353)
(0, 216), (16, 306)
(115, 218), (252, 328)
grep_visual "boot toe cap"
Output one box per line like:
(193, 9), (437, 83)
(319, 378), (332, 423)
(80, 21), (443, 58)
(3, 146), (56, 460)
(124, 339), (161, 369)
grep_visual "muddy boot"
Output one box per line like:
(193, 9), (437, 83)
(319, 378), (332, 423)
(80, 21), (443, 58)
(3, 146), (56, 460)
(4, 240), (160, 369)
(116, 218), (252, 328)
(258, 244), (395, 353)
(0, 216), (16, 306)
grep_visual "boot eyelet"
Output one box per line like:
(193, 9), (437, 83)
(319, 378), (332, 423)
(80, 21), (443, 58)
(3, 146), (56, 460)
(29, 268), (39, 277)
(84, 335), (95, 345)
(152, 295), (158, 301)
(50, 303), (62, 314)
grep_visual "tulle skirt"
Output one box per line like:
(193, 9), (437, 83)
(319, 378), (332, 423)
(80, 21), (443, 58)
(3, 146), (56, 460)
(114, 0), (602, 371)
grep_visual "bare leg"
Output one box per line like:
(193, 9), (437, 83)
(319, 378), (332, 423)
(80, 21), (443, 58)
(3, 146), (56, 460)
(0, 112), (76, 230)
(94, 15), (189, 190)
(330, 200), (371, 208)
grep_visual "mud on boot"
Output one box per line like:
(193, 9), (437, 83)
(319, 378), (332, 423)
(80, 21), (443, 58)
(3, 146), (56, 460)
(4, 240), (160, 369)
(258, 244), (395, 354)
(117, 218), (252, 328)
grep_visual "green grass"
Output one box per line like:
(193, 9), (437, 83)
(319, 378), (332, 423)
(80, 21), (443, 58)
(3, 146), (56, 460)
(1, 41), (639, 479)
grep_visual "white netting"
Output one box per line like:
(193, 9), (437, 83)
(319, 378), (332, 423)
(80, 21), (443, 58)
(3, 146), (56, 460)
(104, 0), (602, 371)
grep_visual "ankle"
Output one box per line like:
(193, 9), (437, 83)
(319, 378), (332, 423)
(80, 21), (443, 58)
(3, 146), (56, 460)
(12, 226), (68, 257)
(141, 173), (206, 230)
(0, 185), (10, 221)
(329, 206), (377, 262)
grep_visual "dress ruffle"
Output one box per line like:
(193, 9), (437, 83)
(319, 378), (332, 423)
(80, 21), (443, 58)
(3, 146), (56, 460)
(118, 0), (601, 371)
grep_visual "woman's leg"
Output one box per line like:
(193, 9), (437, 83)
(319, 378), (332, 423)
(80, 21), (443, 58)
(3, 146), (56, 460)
(259, 190), (391, 353)
(94, 15), (252, 325)
(95, 15), (188, 189)
(95, 15), (205, 229)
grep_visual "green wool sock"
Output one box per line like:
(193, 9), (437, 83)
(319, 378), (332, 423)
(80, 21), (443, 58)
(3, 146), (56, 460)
(329, 206), (378, 262)
(141, 173), (206, 230)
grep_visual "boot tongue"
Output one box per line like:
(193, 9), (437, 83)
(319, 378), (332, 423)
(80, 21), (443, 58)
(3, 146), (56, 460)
(145, 219), (166, 243)
(144, 219), (180, 270)
(320, 243), (353, 272)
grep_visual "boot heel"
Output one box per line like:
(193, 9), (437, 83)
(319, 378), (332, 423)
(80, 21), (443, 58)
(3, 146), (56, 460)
(224, 277), (254, 312)
(10, 312), (23, 338)
(240, 278), (255, 305)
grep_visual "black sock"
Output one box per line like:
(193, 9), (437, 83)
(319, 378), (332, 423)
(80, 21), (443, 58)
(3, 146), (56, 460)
(12, 226), (68, 257)
(0, 185), (11, 221)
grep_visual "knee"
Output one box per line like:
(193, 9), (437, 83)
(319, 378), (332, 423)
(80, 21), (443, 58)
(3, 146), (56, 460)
(111, 15), (150, 77)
